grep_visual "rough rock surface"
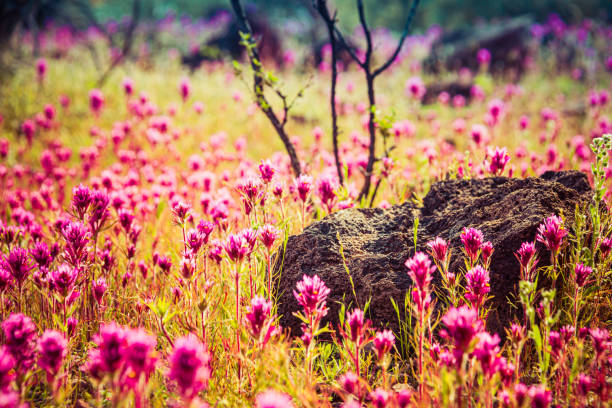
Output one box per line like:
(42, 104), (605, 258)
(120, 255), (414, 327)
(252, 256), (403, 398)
(275, 171), (591, 338)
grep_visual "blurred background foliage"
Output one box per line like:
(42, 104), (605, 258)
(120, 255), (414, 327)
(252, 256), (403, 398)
(3, 0), (612, 35)
(90, 0), (612, 29)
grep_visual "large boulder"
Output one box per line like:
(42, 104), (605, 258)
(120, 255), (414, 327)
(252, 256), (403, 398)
(274, 171), (591, 338)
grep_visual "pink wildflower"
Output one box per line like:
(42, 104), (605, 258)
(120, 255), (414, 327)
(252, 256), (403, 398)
(460, 227), (484, 264)
(465, 265), (490, 309)
(317, 176), (338, 212)
(599, 237), (612, 258)
(2, 313), (37, 369)
(92, 277), (108, 304)
(36, 58), (47, 81)
(373, 330), (395, 361)
(340, 371), (359, 395)
(37, 330), (67, 378)
(224, 233), (249, 263)
(21, 120), (36, 143)
(51, 264), (78, 297)
(255, 389), (295, 408)
(124, 328), (158, 377)
(294, 175), (313, 202)
(259, 225), (279, 250)
(405, 76), (426, 100)
(404, 251), (435, 292)
(536, 215), (567, 255)
(477, 48), (491, 64)
(370, 388), (390, 408)
(179, 77), (191, 102)
(346, 309), (366, 342)
(95, 323), (127, 373)
(3, 247), (34, 287)
(245, 295), (273, 337)
(258, 160), (276, 183)
(516, 241), (537, 278)
(123, 77), (134, 96)
(487, 147), (510, 175)
(71, 184), (92, 219)
(89, 89), (105, 115)
(426, 237), (448, 265)
(0, 346), (15, 389)
(172, 201), (192, 225)
(470, 124), (489, 146)
(528, 385), (552, 408)
(574, 263), (592, 287)
(481, 241), (494, 264)
(169, 334), (211, 400)
(293, 274), (330, 318)
(441, 306), (482, 361)
(472, 332), (501, 377)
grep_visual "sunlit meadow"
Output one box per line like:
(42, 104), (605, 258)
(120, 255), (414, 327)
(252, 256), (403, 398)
(0, 9), (611, 408)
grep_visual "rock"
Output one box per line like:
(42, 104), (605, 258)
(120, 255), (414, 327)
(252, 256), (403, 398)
(423, 16), (534, 80)
(275, 171), (591, 338)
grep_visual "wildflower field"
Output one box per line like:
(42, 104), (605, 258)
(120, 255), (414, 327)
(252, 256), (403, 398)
(0, 3), (611, 407)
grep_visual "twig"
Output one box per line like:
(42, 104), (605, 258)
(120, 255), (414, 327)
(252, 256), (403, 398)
(373, 0), (421, 77)
(356, 0), (373, 68)
(333, 27), (364, 68)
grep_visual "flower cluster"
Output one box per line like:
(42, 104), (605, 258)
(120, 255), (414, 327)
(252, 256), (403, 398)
(0, 12), (611, 408)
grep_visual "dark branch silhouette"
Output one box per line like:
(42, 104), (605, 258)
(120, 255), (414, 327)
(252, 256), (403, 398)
(373, 0), (420, 77)
(230, 0), (302, 177)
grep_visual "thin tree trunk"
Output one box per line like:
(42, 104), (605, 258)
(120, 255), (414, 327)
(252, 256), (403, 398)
(360, 73), (376, 199)
(317, 0), (344, 185)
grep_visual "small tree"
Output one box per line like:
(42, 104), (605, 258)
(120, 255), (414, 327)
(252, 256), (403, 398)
(315, 0), (421, 201)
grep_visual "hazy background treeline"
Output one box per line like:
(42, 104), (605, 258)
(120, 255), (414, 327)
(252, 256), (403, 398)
(3, 0), (612, 35)
(92, 0), (612, 29)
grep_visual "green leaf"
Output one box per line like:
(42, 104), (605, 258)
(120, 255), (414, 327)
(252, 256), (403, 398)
(156, 200), (167, 220)
(163, 310), (178, 325)
(413, 216), (419, 251)
(530, 325), (542, 351)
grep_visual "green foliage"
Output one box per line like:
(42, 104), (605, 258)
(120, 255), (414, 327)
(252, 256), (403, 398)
(590, 134), (612, 204)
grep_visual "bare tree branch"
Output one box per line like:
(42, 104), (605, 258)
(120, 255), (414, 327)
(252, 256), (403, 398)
(373, 0), (420, 77)
(356, 0), (372, 67)
(332, 26), (364, 69)
(230, 0), (302, 177)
